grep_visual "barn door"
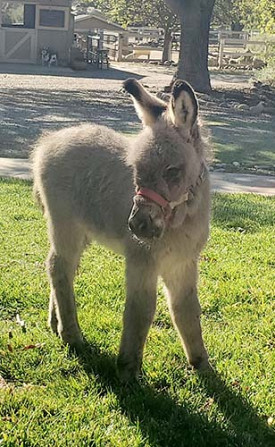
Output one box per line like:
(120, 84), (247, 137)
(0, 28), (37, 63)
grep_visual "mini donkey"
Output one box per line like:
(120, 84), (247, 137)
(32, 79), (211, 381)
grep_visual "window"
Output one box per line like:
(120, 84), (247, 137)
(1, 1), (24, 26)
(1, 2), (35, 28)
(39, 9), (65, 28)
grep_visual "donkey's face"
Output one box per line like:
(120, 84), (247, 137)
(125, 79), (202, 242)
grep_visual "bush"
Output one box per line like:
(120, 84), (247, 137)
(257, 56), (275, 86)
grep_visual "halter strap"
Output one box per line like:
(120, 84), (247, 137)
(137, 188), (170, 209)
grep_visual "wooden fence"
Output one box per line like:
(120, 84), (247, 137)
(123, 30), (274, 67)
(210, 30), (274, 68)
(74, 29), (274, 67)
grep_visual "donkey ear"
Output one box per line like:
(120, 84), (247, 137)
(123, 78), (167, 126)
(169, 80), (198, 134)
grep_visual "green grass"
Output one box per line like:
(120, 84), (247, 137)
(0, 179), (274, 447)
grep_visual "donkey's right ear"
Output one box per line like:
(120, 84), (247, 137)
(123, 79), (167, 126)
(169, 80), (199, 135)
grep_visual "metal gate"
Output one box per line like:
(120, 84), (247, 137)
(0, 28), (37, 63)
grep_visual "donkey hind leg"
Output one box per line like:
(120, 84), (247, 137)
(47, 220), (87, 351)
(117, 254), (158, 381)
(48, 290), (58, 335)
(163, 260), (210, 370)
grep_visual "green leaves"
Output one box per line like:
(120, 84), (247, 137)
(212, 0), (275, 32)
(74, 0), (179, 31)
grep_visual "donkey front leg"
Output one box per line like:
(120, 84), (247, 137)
(163, 260), (210, 370)
(47, 249), (84, 351)
(117, 254), (157, 381)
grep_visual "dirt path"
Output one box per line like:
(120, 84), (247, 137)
(0, 62), (274, 176)
(1, 157), (274, 195)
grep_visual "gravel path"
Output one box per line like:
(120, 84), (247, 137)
(0, 62), (274, 174)
(0, 63), (145, 158)
(0, 62), (274, 194)
(1, 157), (274, 195)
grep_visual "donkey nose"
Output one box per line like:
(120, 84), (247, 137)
(137, 218), (149, 233)
(128, 215), (150, 235)
(128, 213), (161, 240)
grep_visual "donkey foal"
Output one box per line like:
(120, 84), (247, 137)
(33, 79), (211, 381)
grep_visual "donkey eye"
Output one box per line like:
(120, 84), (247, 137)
(164, 166), (182, 182)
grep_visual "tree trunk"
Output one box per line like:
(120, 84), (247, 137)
(231, 22), (244, 31)
(162, 29), (172, 63)
(165, 0), (215, 93)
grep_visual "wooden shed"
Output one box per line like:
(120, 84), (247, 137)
(0, 0), (74, 64)
(74, 9), (128, 61)
(74, 9), (126, 35)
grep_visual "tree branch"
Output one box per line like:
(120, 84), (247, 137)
(164, 0), (183, 16)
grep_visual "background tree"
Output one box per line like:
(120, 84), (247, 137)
(212, 0), (275, 32)
(74, 0), (274, 92)
(212, 0), (243, 30)
(237, 0), (275, 33)
(164, 0), (215, 93)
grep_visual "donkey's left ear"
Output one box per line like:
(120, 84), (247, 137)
(123, 78), (167, 127)
(169, 80), (198, 135)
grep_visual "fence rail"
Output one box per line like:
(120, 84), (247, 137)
(74, 29), (274, 67)
(123, 30), (274, 66)
(210, 30), (274, 68)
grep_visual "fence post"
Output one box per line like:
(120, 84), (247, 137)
(218, 38), (225, 68)
(99, 30), (104, 50)
(243, 31), (248, 49)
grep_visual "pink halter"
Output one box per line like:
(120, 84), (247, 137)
(136, 187), (173, 220)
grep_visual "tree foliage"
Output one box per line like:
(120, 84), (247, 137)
(73, 0), (179, 31)
(238, 0), (275, 33)
(212, 0), (242, 29)
(212, 0), (275, 32)
(74, 0), (274, 33)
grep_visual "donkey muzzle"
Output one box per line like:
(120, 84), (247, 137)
(128, 201), (164, 241)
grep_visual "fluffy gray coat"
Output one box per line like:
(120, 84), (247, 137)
(32, 79), (211, 381)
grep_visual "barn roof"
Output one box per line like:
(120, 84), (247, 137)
(75, 10), (125, 32)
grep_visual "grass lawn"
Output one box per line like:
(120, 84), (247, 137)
(0, 179), (274, 447)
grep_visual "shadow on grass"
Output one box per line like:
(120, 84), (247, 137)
(204, 106), (275, 169)
(74, 342), (273, 447)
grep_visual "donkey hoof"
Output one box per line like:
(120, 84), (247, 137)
(60, 331), (84, 353)
(190, 356), (212, 372)
(70, 338), (85, 353)
(117, 356), (140, 383)
(117, 365), (139, 383)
